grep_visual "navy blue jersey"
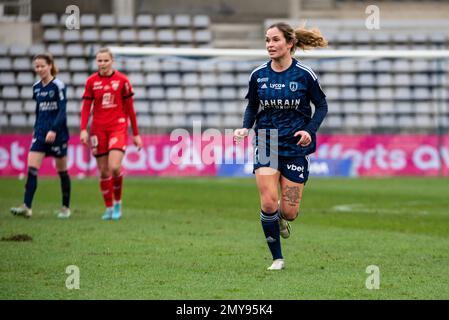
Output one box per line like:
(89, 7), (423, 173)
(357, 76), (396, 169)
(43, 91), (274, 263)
(32, 77), (69, 143)
(243, 58), (328, 157)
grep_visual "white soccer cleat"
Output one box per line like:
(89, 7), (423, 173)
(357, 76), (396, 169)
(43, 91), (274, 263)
(57, 206), (71, 219)
(279, 217), (291, 239)
(10, 204), (32, 218)
(267, 259), (285, 271)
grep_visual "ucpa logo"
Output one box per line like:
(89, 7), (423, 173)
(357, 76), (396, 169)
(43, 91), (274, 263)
(287, 164), (304, 172)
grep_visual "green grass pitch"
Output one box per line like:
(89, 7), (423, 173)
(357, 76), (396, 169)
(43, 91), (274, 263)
(1, 176), (448, 299)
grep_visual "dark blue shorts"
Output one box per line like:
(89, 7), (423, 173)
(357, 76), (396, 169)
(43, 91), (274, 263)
(30, 138), (68, 158)
(253, 153), (310, 184)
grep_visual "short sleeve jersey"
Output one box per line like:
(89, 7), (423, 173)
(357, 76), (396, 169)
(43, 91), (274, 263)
(82, 71), (134, 131)
(32, 77), (69, 143)
(245, 58), (326, 156)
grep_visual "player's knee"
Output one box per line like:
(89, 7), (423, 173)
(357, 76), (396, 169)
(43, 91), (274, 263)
(261, 196), (278, 213)
(281, 208), (299, 221)
(110, 166), (121, 177)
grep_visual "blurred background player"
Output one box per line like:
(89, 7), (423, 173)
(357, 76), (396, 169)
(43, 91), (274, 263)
(234, 22), (328, 270)
(80, 47), (142, 221)
(10, 53), (71, 219)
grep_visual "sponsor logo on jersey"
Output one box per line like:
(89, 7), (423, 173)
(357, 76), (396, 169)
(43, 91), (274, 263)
(261, 83), (267, 89)
(109, 137), (118, 148)
(94, 81), (102, 86)
(259, 99), (301, 109)
(257, 77), (269, 83)
(287, 164), (304, 172)
(289, 82), (298, 92)
(118, 117), (126, 123)
(269, 83), (285, 90)
(111, 80), (120, 91)
(39, 101), (58, 111)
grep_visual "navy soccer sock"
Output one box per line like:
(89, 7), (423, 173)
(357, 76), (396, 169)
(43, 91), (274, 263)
(260, 209), (283, 260)
(58, 170), (71, 208)
(24, 167), (38, 209)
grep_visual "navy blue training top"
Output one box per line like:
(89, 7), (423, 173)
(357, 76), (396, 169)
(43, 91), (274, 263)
(32, 77), (69, 143)
(243, 58), (328, 157)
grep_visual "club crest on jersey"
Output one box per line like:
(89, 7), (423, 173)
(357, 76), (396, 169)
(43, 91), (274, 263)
(111, 80), (120, 91)
(48, 90), (55, 98)
(289, 82), (298, 92)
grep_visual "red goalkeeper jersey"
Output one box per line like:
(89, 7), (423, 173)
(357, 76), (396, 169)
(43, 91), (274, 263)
(80, 71), (139, 134)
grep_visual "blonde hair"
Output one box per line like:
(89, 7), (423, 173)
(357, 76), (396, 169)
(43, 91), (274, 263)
(96, 47), (113, 59)
(33, 53), (58, 76)
(267, 22), (328, 53)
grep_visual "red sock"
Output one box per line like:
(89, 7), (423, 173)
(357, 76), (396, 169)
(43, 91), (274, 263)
(100, 177), (113, 208)
(113, 174), (123, 202)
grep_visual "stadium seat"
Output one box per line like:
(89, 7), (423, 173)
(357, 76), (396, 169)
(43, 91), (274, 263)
(120, 29), (138, 43)
(160, 59), (179, 72)
(163, 73), (182, 86)
(69, 58), (88, 71)
(378, 115), (396, 128)
(0, 72), (15, 85)
(16, 72), (35, 86)
(47, 44), (65, 57)
(72, 73), (89, 86)
(152, 101), (169, 114)
(142, 59), (160, 72)
(98, 14), (115, 27)
(200, 73), (218, 86)
(63, 30), (81, 43)
(5, 101), (23, 114)
(155, 15), (172, 28)
(176, 29), (194, 43)
(145, 73), (162, 86)
(194, 30), (212, 43)
(65, 44), (84, 57)
(219, 88), (238, 100)
(133, 87), (147, 100)
(218, 73), (236, 86)
(166, 87), (183, 100)
(43, 29), (62, 42)
(148, 87), (166, 100)
(82, 29), (100, 43)
(2, 86), (20, 99)
(40, 13), (58, 27)
(123, 59), (142, 72)
(192, 15), (210, 28)
(10, 115), (27, 126)
(168, 101), (185, 113)
(80, 14), (96, 28)
(201, 87), (219, 100)
(184, 87), (201, 100)
(394, 73), (411, 86)
(133, 101), (149, 114)
(9, 45), (28, 56)
(117, 16), (134, 28)
(100, 29), (119, 43)
(128, 73), (145, 84)
(185, 101), (203, 113)
(359, 88), (376, 100)
(182, 73), (200, 86)
(361, 115), (378, 128)
(136, 14), (153, 28)
(138, 30), (156, 43)
(157, 29), (175, 43)
(174, 15), (191, 28)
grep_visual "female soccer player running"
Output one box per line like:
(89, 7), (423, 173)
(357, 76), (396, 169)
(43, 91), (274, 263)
(11, 53), (71, 219)
(234, 22), (328, 270)
(80, 48), (142, 220)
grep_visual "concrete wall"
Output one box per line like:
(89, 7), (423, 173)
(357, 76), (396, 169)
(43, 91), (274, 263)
(0, 22), (32, 45)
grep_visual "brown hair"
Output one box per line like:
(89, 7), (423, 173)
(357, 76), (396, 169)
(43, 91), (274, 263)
(96, 47), (113, 59)
(33, 53), (58, 76)
(267, 22), (328, 53)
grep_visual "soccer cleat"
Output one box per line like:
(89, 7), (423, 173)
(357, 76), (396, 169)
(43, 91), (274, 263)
(57, 206), (71, 219)
(279, 217), (291, 239)
(267, 259), (285, 271)
(10, 204), (32, 218)
(111, 202), (122, 220)
(102, 207), (113, 220)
